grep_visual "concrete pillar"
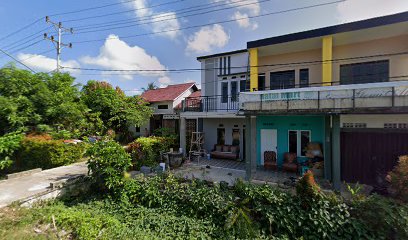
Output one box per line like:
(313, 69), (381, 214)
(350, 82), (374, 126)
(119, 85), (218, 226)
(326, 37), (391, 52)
(180, 117), (186, 156)
(324, 116), (332, 180)
(245, 116), (257, 180)
(332, 115), (341, 190)
(249, 48), (258, 92)
(322, 36), (333, 86)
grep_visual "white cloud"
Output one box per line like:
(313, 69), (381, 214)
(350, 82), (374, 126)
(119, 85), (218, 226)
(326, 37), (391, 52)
(151, 12), (181, 39)
(158, 76), (171, 84)
(212, 0), (260, 29)
(212, 0), (260, 15)
(80, 34), (169, 81)
(337, 0), (408, 22)
(186, 24), (229, 54)
(127, 0), (181, 39)
(232, 11), (258, 30)
(130, 0), (151, 18)
(16, 53), (80, 74)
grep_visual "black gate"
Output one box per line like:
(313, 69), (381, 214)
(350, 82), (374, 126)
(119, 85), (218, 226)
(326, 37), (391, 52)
(341, 130), (408, 185)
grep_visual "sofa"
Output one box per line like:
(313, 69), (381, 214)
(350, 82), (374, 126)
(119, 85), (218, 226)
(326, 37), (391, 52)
(210, 144), (240, 160)
(282, 152), (299, 173)
(264, 151), (277, 170)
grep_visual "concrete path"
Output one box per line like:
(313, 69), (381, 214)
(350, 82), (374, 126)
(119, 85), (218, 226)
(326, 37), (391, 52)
(0, 162), (88, 208)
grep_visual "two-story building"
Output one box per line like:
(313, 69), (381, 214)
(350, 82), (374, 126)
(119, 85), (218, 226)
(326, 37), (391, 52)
(180, 50), (249, 160)
(182, 11), (408, 189)
(240, 11), (408, 189)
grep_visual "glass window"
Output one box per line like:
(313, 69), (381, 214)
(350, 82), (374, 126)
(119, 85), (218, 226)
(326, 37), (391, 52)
(231, 81), (238, 102)
(223, 57), (227, 75)
(232, 129), (240, 146)
(228, 56), (231, 75)
(217, 128), (225, 145)
(288, 131), (298, 154)
(240, 80), (246, 92)
(300, 131), (311, 156)
(340, 60), (389, 85)
(270, 70), (295, 90)
(288, 130), (311, 156)
(299, 69), (309, 88)
(158, 105), (168, 109)
(258, 74), (265, 91)
(219, 58), (222, 75)
(221, 82), (228, 103)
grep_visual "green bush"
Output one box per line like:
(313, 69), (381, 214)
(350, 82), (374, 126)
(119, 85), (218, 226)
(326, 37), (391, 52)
(87, 140), (132, 190)
(16, 136), (87, 170)
(127, 136), (176, 169)
(0, 131), (23, 170)
(351, 194), (408, 239)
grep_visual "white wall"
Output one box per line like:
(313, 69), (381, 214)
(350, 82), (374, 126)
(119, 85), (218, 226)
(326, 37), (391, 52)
(341, 114), (408, 128)
(202, 118), (246, 159)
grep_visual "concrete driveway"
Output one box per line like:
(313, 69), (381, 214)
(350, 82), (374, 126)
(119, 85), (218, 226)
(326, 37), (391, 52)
(0, 162), (88, 208)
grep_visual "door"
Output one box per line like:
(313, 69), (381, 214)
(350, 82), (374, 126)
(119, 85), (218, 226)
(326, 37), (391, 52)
(260, 129), (278, 165)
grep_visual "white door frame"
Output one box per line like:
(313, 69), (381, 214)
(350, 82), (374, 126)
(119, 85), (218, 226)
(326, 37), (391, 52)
(260, 129), (278, 165)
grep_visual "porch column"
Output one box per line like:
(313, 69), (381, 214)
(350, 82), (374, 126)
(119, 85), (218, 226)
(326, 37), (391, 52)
(332, 115), (341, 190)
(324, 116), (332, 180)
(322, 36), (333, 86)
(245, 116), (257, 180)
(249, 48), (258, 92)
(180, 117), (186, 157)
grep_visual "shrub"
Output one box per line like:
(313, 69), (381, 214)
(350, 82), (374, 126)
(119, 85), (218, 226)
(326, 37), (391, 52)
(388, 155), (408, 202)
(87, 140), (132, 190)
(0, 131), (23, 170)
(351, 194), (408, 239)
(16, 135), (87, 170)
(127, 136), (176, 169)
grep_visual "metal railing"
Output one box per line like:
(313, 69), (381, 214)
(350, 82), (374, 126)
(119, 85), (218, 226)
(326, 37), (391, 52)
(240, 81), (408, 114)
(183, 94), (240, 112)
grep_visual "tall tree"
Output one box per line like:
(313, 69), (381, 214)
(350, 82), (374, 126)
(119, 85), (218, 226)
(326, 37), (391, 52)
(142, 82), (158, 92)
(81, 80), (153, 137)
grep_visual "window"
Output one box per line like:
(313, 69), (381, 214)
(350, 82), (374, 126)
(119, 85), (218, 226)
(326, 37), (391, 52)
(158, 105), (168, 109)
(221, 82), (228, 103)
(288, 130), (311, 157)
(136, 126), (141, 132)
(217, 128), (225, 145)
(340, 60), (389, 85)
(299, 69), (309, 88)
(228, 56), (231, 75)
(224, 57), (227, 75)
(231, 81), (238, 102)
(343, 123), (367, 128)
(384, 123), (408, 129)
(219, 57), (222, 75)
(232, 129), (240, 146)
(258, 74), (265, 91)
(240, 80), (246, 92)
(270, 70), (295, 90)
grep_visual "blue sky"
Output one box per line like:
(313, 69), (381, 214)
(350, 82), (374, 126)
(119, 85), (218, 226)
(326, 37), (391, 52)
(0, 0), (407, 95)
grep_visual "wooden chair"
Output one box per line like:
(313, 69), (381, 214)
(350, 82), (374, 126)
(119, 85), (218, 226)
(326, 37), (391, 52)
(282, 152), (299, 173)
(264, 151), (277, 170)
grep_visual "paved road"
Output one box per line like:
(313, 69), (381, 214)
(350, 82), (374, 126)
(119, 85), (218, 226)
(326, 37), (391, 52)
(0, 162), (88, 208)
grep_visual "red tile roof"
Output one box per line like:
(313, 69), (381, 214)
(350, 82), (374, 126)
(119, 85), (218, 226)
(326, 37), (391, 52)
(188, 90), (201, 98)
(141, 83), (197, 103)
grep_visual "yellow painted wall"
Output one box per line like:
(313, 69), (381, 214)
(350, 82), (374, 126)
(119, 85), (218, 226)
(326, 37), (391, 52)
(322, 36), (333, 86)
(249, 48), (258, 91)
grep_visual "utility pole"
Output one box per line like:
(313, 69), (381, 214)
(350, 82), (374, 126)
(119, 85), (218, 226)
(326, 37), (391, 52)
(44, 16), (73, 72)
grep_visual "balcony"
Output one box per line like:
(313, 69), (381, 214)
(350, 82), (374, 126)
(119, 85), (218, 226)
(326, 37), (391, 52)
(182, 95), (240, 112)
(239, 81), (408, 114)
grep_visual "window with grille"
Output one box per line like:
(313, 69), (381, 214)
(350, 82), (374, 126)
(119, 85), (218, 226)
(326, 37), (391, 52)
(340, 60), (389, 85)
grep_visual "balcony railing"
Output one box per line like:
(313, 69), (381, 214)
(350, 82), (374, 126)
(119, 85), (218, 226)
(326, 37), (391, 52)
(183, 95), (240, 112)
(240, 81), (408, 114)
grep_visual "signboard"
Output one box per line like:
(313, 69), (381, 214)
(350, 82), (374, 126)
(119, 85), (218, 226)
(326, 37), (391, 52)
(163, 114), (180, 120)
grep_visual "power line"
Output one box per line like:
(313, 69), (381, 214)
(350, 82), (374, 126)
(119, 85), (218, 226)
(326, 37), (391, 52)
(1, 26), (52, 50)
(0, 18), (43, 43)
(0, 47), (36, 73)
(73, 0), (264, 32)
(62, 51), (407, 73)
(70, 0), (345, 44)
(62, 0), (187, 22)
(73, 0), (270, 35)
